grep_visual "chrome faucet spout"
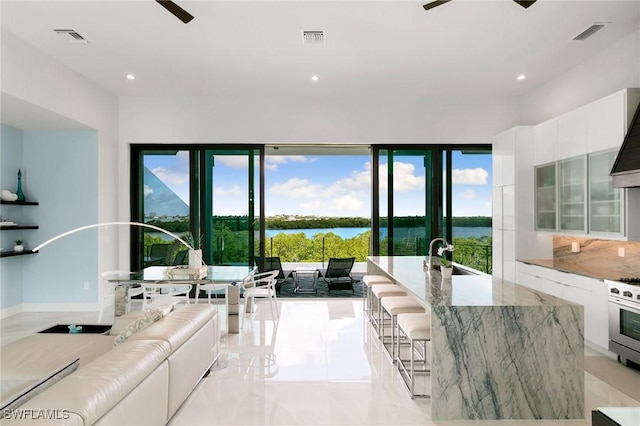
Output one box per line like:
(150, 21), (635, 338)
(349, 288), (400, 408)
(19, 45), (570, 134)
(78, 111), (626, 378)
(428, 237), (449, 270)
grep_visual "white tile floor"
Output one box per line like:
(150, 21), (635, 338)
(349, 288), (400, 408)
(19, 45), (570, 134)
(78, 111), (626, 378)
(2, 299), (639, 425)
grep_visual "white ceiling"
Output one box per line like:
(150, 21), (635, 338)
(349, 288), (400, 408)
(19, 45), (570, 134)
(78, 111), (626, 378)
(1, 0), (640, 102)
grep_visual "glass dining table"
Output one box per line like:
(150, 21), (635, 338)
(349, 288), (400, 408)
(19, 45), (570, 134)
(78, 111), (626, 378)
(109, 265), (256, 333)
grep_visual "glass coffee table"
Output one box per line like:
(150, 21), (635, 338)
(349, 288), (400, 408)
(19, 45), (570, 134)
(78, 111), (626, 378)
(294, 270), (318, 294)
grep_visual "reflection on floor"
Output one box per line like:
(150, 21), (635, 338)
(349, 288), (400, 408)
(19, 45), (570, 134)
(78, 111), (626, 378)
(2, 299), (639, 425)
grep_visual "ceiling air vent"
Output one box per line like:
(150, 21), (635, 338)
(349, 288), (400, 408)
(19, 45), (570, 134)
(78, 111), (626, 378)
(53, 28), (88, 43)
(572, 24), (605, 41)
(302, 30), (325, 45)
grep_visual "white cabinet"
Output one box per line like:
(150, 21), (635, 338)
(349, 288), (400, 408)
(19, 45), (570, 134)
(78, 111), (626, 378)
(588, 149), (624, 235)
(515, 261), (607, 350)
(590, 281), (610, 349)
(532, 88), (640, 239)
(559, 156), (587, 232)
(558, 106), (587, 159)
(535, 149), (625, 236)
(492, 127), (535, 281)
(534, 119), (558, 165)
(586, 90), (626, 153)
(502, 185), (515, 231)
(503, 230), (516, 281)
(535, 162), (557, 231)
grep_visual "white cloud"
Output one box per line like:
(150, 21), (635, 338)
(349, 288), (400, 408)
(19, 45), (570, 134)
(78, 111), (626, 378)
(334, 162), (372, 190)
(214, 185), (242, 196)
(151, 167), (189, 186)
(452, 168), (488, 185)
(144, 185), (153, 197)
(378, 162), (425, 192)
(216, 155), (248, 169)
(265, 155), (315, 171)
(300, 192), (365, 213)
(269, 172), (369, 215)
(269, 178), (322, 199)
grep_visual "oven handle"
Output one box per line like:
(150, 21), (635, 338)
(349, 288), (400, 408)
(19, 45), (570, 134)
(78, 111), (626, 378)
(609, 298), (640, 314)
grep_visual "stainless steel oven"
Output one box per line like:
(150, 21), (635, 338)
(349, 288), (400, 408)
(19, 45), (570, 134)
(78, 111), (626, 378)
(607, 279), (640, 366)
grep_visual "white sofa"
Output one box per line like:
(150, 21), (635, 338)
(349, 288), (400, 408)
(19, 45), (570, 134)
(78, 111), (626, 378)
(0, 304), (219, 425)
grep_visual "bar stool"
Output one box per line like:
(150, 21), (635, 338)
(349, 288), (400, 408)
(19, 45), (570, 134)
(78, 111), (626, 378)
(362, 275), (393, 317)
(371, 284), (407, 335)
(380, 296), (425, 362)
(396, 313), (431, 399)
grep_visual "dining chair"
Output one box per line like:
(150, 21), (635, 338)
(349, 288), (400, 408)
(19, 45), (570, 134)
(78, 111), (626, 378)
(195, 283), (225, 305)
(141, 283), (193, 310)
(240, 270), (280, 328)
(99, 270), (143, 322)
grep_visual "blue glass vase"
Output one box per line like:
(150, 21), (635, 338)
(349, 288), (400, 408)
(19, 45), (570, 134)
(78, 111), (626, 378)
(16, 169), (25, 201)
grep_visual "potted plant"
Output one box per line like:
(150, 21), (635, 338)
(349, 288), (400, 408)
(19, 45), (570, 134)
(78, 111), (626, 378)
(437, 243), (454, 279)
(13, 240), (24, 252)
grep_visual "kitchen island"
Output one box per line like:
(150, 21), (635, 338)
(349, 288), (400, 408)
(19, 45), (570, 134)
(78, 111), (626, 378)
(367, 256), (584, 421)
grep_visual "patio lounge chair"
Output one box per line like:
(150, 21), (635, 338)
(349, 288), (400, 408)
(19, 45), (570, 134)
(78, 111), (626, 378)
(254, 256), (294, 294)
(316, 257), (358, 293)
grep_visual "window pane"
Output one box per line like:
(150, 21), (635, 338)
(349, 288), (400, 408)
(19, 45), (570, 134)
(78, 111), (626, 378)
(450, 149), (492, 273)
(142, 150), (191, 266)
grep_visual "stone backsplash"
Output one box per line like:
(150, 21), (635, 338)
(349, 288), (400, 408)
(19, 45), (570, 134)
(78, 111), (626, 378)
(553, 235), (640, 279)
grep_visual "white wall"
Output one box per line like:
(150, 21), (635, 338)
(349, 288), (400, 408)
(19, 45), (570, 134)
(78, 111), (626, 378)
(0, 125), (25, 313)
(119, 95), (521, 145)
(1, 30), (120, 312)
(522, 29), (640, 125)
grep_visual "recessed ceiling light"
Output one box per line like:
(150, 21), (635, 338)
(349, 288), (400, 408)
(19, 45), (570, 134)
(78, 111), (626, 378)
(126, 74), (135, 80)
(311, 75), (319, 81)
(517, 74), (526, 81)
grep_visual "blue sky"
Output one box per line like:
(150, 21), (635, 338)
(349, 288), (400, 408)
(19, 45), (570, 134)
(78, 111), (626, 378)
(144, 150), (492, 217)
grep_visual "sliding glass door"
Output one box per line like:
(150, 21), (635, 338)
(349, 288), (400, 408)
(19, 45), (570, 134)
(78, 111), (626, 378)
(372, 144), (491, 273)
(131, 145), (264, 270)
(203, 149), (261, 266)
(374, 147), (437, 256)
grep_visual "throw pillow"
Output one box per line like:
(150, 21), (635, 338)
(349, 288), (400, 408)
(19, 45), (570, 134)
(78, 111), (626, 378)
(154, 303), (174, 317)
(109, 312), (145, 336)
(113, 309), (163, 346)
(0, 358), (79, 418)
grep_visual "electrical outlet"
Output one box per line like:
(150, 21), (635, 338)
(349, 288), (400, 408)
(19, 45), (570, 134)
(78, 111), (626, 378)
(83, 282), (89, 290)
(618, 247), (625, 257)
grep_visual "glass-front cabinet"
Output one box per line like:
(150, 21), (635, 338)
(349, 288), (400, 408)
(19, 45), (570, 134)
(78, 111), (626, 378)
(589, 149), (623, 234)
(535, 163), (557, 231)
(535, 149), (624, 236)
(559, 156), (586, 232)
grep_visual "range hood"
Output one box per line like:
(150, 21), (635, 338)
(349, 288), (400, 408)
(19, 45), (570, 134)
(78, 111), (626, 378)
(610, 101), (640, 188)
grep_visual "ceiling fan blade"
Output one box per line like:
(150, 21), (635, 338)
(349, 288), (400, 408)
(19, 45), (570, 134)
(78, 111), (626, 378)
(423, 0), (452, 12)
(156, 0), (194, 24)
(514, 0), (537, 8)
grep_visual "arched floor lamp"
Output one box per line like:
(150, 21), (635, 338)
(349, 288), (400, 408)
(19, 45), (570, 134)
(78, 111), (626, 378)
(32, 220), (207, 316)
(32, 221), (197, 255)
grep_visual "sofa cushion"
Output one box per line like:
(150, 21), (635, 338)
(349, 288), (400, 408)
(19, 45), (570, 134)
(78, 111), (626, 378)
(129, 304), (216, 353)
(18, 340), (170, 426)
(0, 358), (79, 418)
(0, 333), (115, 405)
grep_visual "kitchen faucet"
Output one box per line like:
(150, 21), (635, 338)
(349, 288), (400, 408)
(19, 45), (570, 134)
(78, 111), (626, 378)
(428, 237), (450, 270)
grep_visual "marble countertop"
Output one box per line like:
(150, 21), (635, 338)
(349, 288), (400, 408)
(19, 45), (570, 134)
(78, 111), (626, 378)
(368, 256), (575, 307)
(518, 258), (617, 281)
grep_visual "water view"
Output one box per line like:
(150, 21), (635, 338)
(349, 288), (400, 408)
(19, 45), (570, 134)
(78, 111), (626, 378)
(265, 227), (491, 239)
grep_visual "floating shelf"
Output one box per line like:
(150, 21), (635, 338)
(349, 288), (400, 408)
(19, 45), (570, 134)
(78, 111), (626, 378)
(0, 226), (39, 231)
(0, 250), (36, 258)
(0, 200), (39, 206)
